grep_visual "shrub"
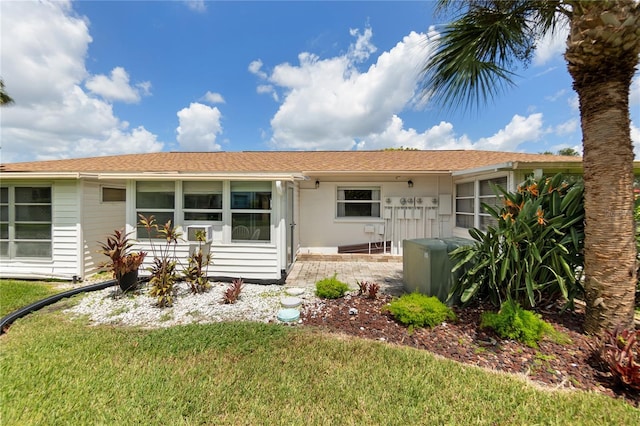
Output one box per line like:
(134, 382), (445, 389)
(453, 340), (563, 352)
(596, 326), (640, 391)
(450, 173), (584, 309)
(383, 293), (456, 330)
(480, 300), (555, 348)
(222, 278), (244, 304)
(315, 274), (349, 299)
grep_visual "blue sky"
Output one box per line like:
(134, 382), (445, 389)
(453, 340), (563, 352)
(1, 0), (639, 164)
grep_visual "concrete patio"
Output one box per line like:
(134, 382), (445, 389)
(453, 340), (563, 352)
(284, 254), (404, 296)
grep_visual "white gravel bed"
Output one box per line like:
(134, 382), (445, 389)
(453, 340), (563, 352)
(65, 281), (320, 329)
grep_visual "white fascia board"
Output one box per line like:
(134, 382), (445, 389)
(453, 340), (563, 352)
(97, 172), (305, 181)
(0, 172), (97, 179)
(305, 170), (449, 176)
(451, 162), (513, 177)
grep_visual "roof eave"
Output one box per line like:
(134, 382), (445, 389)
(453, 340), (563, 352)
(451, 162), (514, 177)
(0, 172), (95, 179)
(96, 172), (306, 181)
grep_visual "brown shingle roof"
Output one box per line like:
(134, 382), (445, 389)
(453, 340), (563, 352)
(0, 150), (583, 174)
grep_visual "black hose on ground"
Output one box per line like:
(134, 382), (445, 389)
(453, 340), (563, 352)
(0, 280), (116, 335)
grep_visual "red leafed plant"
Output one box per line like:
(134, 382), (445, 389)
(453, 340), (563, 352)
(598, 326), (640, 390)
(356, 280), (380, 300)
(222, 278), (244, 304)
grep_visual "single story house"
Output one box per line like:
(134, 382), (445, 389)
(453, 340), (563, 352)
(0, 150), (608, 283)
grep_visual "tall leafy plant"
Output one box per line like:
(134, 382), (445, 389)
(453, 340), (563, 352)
(450, 174), (584, 309)
(138, 214), (182, 307)
(183, 230), (213, 294)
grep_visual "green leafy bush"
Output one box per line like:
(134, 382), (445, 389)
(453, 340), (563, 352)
(480, 300), (555, 348)
(315, 274), (350, 299)
(450, 173), (584, 309)
(384, 293), (456, 330)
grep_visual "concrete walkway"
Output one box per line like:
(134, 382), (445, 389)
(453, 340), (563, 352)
(284, 254), (404, 296)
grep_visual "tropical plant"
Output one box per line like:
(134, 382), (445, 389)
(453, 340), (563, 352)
(422, 0), (639, 334)
(596, 326), (640, 390)
(98, 229), (147, 292)
(450, 174), (584, 308)
(315, 274), (350, 299)
(183, 230), (213, 294)
(356, 280), (380, 299)
(138, 214), (182, 307)
(222, 278), (244, 304)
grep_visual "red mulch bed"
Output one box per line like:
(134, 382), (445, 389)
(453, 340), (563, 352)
(300, 293), (639, 408)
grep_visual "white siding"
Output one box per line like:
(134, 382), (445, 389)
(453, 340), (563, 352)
(81, 181), (126, 279)
(298, 175), (454, 255)
(0, 180), (81, 280)
(133, 242), (281, 282)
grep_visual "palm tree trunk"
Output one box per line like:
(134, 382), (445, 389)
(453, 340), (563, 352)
(565, 1), (639, 335)
(577, 77), (636, 334)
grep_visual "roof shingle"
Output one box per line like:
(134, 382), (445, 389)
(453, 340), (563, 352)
(0, 150), (583, 175)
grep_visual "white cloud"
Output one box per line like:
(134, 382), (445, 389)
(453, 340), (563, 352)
(202, 91), (225, 104)
(533, 23), (568, 66)
(256, 28), (428, 150)
(248, 60), (267, 79)
(348, 26), (377, 62)
(86, 67), (150, 103)
(555, 118), (579, 136)
(630, 76), (639, 106)
(183, 0), (206, 13)
(0, 1), (163, 162)
(632, 121), (640, 158)
(475, 114), (544, 151)
(176, 103), (223, 151)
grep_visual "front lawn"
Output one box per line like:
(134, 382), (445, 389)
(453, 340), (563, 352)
(1, 305), (638, 425)
(0, 280), (62, 317)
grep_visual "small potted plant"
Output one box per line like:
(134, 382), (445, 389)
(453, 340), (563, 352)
(98, 228), (147, 292)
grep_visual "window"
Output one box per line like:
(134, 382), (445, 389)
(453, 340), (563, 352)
(479, 177), (507, 230)
(102, 187), (126, 202)
(230, 181), (271, 241)
(183, 181), (222, 221)
(336, 187), (381, 218)
(0, 186), (52, 259)
(136, 181), (175, 238)
(455, 176), (507, 230)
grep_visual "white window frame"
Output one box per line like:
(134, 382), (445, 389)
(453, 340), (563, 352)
(183, 181), (223, 223)
(101, 186), (126, 203)
(230, 181), (272, 242)
(135, 181), (176, 239)
(454, 174), (508, 231)
(336, 186), (381, 220)
(0, 185), (53, 259)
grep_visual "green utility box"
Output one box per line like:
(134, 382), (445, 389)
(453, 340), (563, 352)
(402, 238), (472, 304)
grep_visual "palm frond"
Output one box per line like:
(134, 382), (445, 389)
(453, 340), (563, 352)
(423, 0), (563, 112)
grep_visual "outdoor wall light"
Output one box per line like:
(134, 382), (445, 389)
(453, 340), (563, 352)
(408, 180), (413, 188)
(315, 180), (320, 189)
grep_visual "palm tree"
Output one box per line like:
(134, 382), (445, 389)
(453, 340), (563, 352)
(0, 79), (14, 105)
(422, 0), (639, 335)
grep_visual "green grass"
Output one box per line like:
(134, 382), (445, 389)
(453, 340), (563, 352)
(1, 304), (638, 425)
(0, 280), (62, 317)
